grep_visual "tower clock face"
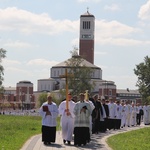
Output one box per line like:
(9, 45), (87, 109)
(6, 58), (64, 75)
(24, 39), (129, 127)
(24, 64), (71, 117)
(82, 34), (91, 39)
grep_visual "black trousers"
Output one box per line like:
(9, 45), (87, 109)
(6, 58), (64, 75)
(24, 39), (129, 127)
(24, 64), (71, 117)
(114, 119), (121, 129)
(136, 114), (141, 125)
(74, 127), (89, 145)
(107, 118), (115, 130)
(42, 126), (56, 143)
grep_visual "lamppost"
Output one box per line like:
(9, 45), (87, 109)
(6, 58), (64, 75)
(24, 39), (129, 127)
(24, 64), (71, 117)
(22, 92), (25, 111)
(30, 95), (32, 110)
(20, 88), (25, 112)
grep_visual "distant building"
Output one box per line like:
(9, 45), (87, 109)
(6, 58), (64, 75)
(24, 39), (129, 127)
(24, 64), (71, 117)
(16, 80), (35, 110)
(37, 10), (116, 98)
(116, 89), (142, 103)
(0, 80), (35, 111)
(38, 55), (103, 93)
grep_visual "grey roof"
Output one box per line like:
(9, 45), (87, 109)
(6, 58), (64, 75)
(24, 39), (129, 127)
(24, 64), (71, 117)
(80, 11), (95, 17)
(4, 87), (16, 91)
(117, 89), (140, 94)
(18, 80), (32, 84)
(52, 56), (101, 69)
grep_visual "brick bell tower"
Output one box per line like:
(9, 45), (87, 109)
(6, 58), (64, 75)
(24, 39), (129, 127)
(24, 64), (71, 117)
(79, 9), (95, 64)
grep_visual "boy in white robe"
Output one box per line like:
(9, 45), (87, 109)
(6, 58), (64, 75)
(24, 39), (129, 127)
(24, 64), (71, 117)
(143, 103), (149, 125)
(125, 100), (132, 127)
(120, 100), (126, 128)
(115, 101), (122, 129)
(130, 102), (136, 126)
(39, 93), (58, 145)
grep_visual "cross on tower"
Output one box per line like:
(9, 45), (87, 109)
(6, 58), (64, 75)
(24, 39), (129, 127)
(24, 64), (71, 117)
(87, 7), (89, 12)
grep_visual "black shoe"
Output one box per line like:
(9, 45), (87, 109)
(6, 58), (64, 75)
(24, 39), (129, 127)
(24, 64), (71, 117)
(48, 142), (51, 145)
(67, 141), (71, 145)
(63, 139), (66, 144)
(44, 142), (48, 145)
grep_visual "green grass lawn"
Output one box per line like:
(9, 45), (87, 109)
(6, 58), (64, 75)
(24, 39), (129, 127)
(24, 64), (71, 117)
(107, 127), (150, 150)
(0, 115), (60, 150)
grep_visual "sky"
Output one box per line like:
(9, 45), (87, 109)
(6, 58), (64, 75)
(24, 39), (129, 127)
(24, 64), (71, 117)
(1, 0), (150, 91)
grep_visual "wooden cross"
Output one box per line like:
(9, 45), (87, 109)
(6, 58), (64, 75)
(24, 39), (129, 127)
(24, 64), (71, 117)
(59, 68), (73, 109)
(85, 90), (89, 101)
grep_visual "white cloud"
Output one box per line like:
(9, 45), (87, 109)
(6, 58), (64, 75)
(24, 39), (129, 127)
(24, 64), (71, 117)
(94, 20), (150, 46)
(95, 51), (107, 55)
(104, 4), (120, 11)
(71, 38), (79, 47)
(27, 59), (59, 66)
(3, 40), (35, 48)
(5, 67), (30, 75)
(0, 7), (79, 35)
(138, 0), (150, 20)
(3, 59), (21, 66)
(78, 0), (101, 3)
(96, 37), (150, 46)
(0, 7), (146, 48)
(96, 20), (140, 38)
(107, 75), (137, 89)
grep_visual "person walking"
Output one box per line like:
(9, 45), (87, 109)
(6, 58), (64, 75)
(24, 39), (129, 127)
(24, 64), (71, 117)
(101, 98), (109, 132)
(90, 94), (101, 134)
(136, 103), (142, 126)
(73, 93), (92, 146)
(39, 93), (58, 145)
(108, 98), (116, 130)
(143, 103), (149, 125)
(120, 100), (126, 128)
(58, 93), (76, 145)
(114, 100), (122, 129)
(125, 100), (132, 127)
(130, 102), (137, 126)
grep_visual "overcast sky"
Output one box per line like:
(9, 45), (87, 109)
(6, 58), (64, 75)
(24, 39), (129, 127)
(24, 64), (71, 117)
(1, 0), (150, 91)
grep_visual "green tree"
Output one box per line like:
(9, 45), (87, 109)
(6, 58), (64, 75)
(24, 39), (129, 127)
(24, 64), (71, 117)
(65, 48), (94, 96)
(0, 48), (6, 95)
(134, 56), (150, 104)
(38, 92), (63, 107)
(38, 93), (47, 107)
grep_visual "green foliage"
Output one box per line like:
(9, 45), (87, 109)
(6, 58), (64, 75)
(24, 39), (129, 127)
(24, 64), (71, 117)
(38, 91), (64, 107)
(107, 127), (150, 150)
(65, 49), (94, 96)
(51, 89), (66, 105)
(38, 92), (47, 107)
(0, 115), (61, 150)
(0, 48), (6, 93)
(134, 56), (150, 104)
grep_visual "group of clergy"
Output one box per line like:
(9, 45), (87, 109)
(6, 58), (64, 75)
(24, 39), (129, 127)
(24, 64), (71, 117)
(39, 92), (150, 147)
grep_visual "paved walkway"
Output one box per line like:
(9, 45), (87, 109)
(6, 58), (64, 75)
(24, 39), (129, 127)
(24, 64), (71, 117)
(21, 123), (149, 150)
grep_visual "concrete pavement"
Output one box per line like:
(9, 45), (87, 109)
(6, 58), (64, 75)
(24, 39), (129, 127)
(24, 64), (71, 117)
(21, 123), (149, 150)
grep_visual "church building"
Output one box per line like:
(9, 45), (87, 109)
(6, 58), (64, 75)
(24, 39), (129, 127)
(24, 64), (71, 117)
(37, 10), (116, 100)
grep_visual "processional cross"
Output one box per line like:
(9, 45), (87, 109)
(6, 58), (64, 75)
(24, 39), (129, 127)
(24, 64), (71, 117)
(59, 68), (73, 110)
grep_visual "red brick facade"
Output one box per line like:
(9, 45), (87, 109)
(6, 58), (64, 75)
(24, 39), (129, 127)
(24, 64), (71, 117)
(79, 40), (94, 64)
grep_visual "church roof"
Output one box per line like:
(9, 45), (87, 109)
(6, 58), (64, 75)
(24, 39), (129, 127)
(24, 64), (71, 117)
(52, 55), (101, 69)
(80, 11), (95, 17)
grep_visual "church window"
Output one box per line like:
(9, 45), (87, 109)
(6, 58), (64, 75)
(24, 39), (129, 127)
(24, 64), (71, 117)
(83, 21), (90, 29)
(54, 70), (56, 77)
(109, 90), (112, 96)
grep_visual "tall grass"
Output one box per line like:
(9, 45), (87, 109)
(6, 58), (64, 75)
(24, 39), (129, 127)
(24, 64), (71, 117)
(0, 115), (60, 150)
(107, 127), (150, 150)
